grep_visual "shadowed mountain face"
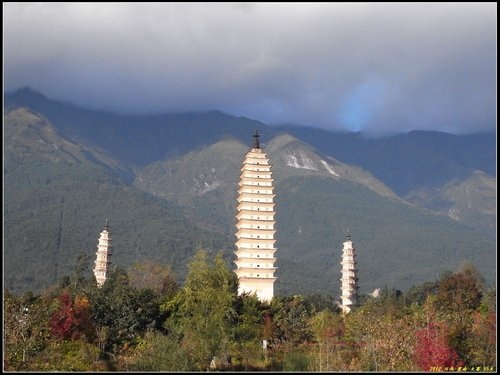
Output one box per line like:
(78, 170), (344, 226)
(4, 88), (496, 295)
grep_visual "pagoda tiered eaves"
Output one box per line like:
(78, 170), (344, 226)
(234, 132), (277, 303)
(93, 220), (112, 288)
(340, 234), (358, 314)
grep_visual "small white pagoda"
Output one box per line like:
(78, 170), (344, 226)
(93, 219), (112, 288)
(340, 231), (358, 313)
(234, 130), (277, 302)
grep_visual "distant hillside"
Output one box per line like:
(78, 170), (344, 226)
(275, 175), (495, 294)
(134, 134), (496, 295)
(4, 108), (231, 294)
(405, 170), (496, 234)
(265, 134), (399, 200)
(134, 134), (401, 234)
(135, 137), (245, 234)
(274, 124), (496, 196)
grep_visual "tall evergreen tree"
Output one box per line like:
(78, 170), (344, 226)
(162, 248), (238, 370)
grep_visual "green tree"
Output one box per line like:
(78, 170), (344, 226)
(26, 339), (102, 371)
(89, 267), (166, 349)
(128, 330), (191, 371)
(231, 293), (265, 370)
(69, 253), (93, 293)
(468, 310), (496, 367)
(271, 295), (312, 345)
(308, 309), (341, 371)
(404, 280), (440, 306)
(344, 298), (418, 371)
(4, 290), (54, 370)
(433, 267), (485, 363)
(162, 248), (238, 370)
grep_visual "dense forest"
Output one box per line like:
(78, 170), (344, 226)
(3, 249), (496, 372)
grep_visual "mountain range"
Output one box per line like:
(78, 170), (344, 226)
(3, 88), (497, 295)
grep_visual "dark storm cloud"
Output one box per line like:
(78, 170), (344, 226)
(3, 3), (496, 135)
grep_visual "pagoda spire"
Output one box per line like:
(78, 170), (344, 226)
(252, 130), (260, 149)
(340, 231), (358, 314)
(93, 220), (112, 288)
(234, 131), (277, 302)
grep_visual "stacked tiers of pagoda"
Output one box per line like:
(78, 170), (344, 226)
(93, 220), (112, 288)
(234, 131), (277, 302)
(340, 232), (358, 313)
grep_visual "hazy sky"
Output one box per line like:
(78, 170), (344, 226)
(3, 3), (496, 135)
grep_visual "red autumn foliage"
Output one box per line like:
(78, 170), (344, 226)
(414, 321), (463, 371)
(50, 292), (92, 340)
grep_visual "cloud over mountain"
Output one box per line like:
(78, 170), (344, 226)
(4, 3), (496, 135)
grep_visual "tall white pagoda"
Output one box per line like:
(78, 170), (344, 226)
(93, 219), (112, 288)
(234, 130), (277, 302)
(340, 231), (358, 313)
